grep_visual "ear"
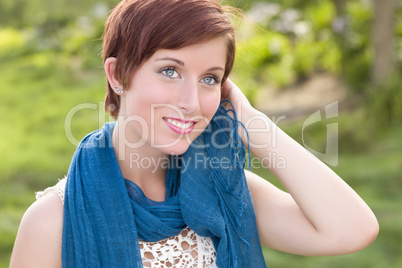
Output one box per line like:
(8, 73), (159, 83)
(104, 57), (121, 93)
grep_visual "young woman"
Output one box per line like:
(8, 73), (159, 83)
(10, 0), (378, 267)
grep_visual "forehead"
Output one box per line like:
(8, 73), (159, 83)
(149, 37), (228, 69)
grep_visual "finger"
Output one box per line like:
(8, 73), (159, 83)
(222, 78), (236, 94)
(221, 78), (237, 100)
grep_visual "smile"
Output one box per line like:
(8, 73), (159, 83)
(164, 117), (196, 135)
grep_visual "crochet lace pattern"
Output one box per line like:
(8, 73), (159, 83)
(36, 178), (217, 267)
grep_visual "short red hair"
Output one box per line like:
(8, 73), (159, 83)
(102, 0), (237, 118)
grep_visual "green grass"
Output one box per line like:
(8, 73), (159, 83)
(1, 55), (401, 267)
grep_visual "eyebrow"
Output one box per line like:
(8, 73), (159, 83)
(156, 57), (185, 66)
(155, 57), (225, 72)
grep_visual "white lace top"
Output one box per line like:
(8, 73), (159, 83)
(36, 178), (218, 268)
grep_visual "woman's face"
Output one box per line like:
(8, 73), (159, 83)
(118, 36), (227, 155)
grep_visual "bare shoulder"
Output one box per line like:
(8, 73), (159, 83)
(10, 192), (63, 268)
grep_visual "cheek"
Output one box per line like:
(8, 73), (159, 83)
(129, 70), (174, 105)
(201, 91), (221, 118)
(133, 85), (169, 104)
(126, 87), (174, 120)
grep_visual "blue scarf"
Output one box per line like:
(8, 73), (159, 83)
(62, 103), (267, 267)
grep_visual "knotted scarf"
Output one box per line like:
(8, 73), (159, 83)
(62, 102), (267, 267)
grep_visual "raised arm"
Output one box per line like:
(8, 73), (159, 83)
(221, 79), (379, 256)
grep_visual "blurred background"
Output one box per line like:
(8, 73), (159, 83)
(0, 0), (401, 267)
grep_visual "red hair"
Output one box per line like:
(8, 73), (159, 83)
(102, 0), (238, 118)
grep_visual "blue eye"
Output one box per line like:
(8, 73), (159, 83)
(201, 76), (219, 85)
(161, 67), (180, 78)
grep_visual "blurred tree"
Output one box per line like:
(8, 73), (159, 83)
(332, 0), (347, 35)
(372, 0), (396, 85)
(331, 0), (347, 79)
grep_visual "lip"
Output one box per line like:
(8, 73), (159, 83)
(163, 117), (196, 135)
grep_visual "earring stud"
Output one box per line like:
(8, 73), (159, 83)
(117, 88), (123, 94)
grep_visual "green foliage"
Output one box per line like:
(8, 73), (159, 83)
(293, 36), (342, 77)
(0, 56), (106, 186)
(292, 39), (317, 76)
(0, 28), (25, 56)
(232, 0), (346, 104)
(0, 0), (117, 28)
(343, 51), (372, 92)
(233, 30), (294, 97)
(366, 73), (402, 127)
(237, 32), (287, 67)
(347, 0), (372, 43)
(340, 1), (373, 92)
(231, 0), (401, 104)
(304, 0), (336, 31)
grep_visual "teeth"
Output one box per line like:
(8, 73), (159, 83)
(166, 118), (193, 129)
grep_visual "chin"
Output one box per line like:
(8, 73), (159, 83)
(162, 144), (191, 156)
(155, 132), (202, 156)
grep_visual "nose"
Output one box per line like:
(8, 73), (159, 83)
(177, 79), (200, 114)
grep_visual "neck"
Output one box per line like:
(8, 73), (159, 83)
(112, 120), (168, 201)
